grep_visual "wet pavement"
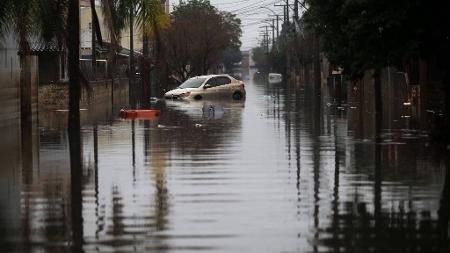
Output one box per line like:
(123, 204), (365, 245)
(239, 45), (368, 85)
(1, 71), (449, 252)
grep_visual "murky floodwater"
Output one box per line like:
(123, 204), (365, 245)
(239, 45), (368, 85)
(1, 71), (449, 252)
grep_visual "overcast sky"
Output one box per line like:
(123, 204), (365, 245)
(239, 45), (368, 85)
(171, 0), (288, 52)
(211, 0), (286, 51)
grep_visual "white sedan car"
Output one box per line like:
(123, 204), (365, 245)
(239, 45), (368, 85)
(164, 74), (246, 100)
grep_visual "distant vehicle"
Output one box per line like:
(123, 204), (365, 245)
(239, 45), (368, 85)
(231, 71), (243, 80)
(164, 74), (246, 100)
(268, 73), (283, 83)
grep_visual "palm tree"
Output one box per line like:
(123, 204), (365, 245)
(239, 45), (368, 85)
(135, 0), (169, 101)
(9, 0), (39, 122)
(0, 1), (10, 34)
(108, 0), (138, 105)
(97, 0), (168, 102)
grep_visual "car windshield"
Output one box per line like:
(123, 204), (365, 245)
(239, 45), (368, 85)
(178, 77), (207, 89)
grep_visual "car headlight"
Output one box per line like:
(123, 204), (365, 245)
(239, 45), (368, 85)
(179, 92), (191, 98)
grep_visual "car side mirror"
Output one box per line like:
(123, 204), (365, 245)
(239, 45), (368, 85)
(204, 84), (211, 89)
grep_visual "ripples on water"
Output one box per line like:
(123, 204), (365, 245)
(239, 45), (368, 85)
(0, 73), (449, 252)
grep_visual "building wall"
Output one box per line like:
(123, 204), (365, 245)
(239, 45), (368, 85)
(0, 35), (21, 127)
(80, 0), (170, 56)
(39, 78), (129, 129)
(80, 2), (144, 55)
(0, 35), (39, 238)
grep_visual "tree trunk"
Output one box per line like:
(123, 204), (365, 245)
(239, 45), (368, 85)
(438, 155), (450, 250)
(19, 30), (32, 123)
(19, 54), (32, 123)
(374, 68), (383, 143)
(444, 71), (450, 139)
(129, 10), (136, 108)
(67, 0), (83, 252)
(152, 18), (167, 97)
(142, 34), (151, 106)
(68, 0), (81, 127)
(313, 34), (321, 96)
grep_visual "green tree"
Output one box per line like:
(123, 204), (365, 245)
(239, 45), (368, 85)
(304, 0), (450, 137)
(220, 11), (242, 73)
(136, 0), (169, 99)
(252, 46), (269, 70)
(221, 48), (242, 73)
(0, 1), (10, 36)
(167, 0), (242, 80)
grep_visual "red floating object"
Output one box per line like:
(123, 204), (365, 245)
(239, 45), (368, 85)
(119, 109), (160, 119)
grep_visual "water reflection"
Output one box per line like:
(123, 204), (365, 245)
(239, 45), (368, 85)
(0, 71), (449, 252)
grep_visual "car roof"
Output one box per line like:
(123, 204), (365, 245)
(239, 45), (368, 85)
(190, 74), (235, 79)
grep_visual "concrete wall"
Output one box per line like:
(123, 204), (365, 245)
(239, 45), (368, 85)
(81, 78), (129, 108)
(0, 34), (39, 126)
(39, 78), (129, 129)
(0, 35), (21, 127)
(0, 34), (38, 239)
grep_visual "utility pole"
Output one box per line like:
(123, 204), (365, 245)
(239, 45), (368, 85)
(262, 34), (269, 53)
(263, 20), (276, 50)
(274, 2), (293, 78)
(294, 0), (299, 24)
(90, 0), (96, 78)
(259, 31), (269, 53)
(286, 0), (289, 23)
(269, 14), (281, 39)
(269, 15), (281, 51)
(271, 19), (275, 51)
(274, 3), (288, 22)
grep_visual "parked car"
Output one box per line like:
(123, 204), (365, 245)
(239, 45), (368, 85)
(268, 73), (283, 84)
(164, 74), (246, 100)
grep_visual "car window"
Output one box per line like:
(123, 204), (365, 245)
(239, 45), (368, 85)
(206, 77), (218, 87)
(178, 77), (207, 89)
(216, 76), (231, 86)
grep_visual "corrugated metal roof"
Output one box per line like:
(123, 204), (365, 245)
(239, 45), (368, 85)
(29, 39), (60, 53)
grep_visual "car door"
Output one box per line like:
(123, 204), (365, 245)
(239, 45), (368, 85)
(202, 77), (219, 99)
(214, 76), (233, 98)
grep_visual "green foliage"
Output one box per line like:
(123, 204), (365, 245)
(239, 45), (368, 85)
(304, 0), (450, 76)
(220, 11), (242, 50)
(0, 1), (10, 27)
(167, 0), (242, 79)
(134, 0), (168, 36)
(1, 0), (69, 50)
(10, 0), (40, 51)
(252, 46), (268, 68)
(0, 1), (10, 38)
(36, 0), (68, 45)
(221, 48), (242, 72)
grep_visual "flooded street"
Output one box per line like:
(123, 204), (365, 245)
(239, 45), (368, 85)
(1, 71), (449, 253)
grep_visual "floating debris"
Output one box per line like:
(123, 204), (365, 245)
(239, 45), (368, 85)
(157, 124), (182, 129)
